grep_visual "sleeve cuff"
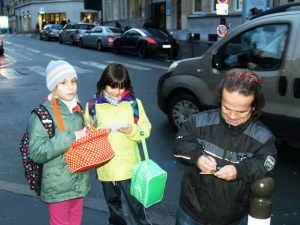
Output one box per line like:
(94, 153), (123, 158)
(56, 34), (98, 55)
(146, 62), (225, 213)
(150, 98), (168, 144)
(190, 147), (203, 165)
(234, 162), (247, 181)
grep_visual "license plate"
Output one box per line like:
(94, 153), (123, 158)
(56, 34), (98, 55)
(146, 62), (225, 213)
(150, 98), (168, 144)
(162, 45), (171, 48)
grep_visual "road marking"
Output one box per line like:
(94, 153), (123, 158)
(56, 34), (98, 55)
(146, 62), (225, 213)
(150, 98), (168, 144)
(43, 54), (64, 60)
(0, 68), (22, 79)
(105, 61), (151, 70)
(4, 41), (11, 45)
(26, 65), (46, 76)
(73, 66), (93, 74)
(127, 60), (169, 70)
(13, 44), (24, 48)
(27, 49), (41, 53)
(80, 61), (107, 70)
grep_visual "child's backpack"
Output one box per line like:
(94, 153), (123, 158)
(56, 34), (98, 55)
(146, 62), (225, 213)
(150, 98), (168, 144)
(19, 105), (55, 196)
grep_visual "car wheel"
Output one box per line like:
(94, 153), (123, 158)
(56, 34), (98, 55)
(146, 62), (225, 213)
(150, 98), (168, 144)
(79, 38), (84, 48)
(138, 44), (148, 58)
(70, 36), (75, 46)
(97, 40), (103, 51)
(59, 36), (63, 44)
(167, 94), (201, 131)
(40, 34), (43, 40)
(113, 40), (121, 54)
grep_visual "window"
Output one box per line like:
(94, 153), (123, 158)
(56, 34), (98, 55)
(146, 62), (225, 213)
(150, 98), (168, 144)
(213, 0), (218, 11)
(194, 0), (202, 13)
(107, 0), (111, 20)
(113, 0), (118, 20)
(236, 0), (243, 11)
(219, 24), (289, 70)
(121, 0), (125, 18)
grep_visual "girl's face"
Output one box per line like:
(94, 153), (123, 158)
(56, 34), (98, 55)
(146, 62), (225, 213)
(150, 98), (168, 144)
(105, 85), (125, 99)
(55, 77), (77, 101)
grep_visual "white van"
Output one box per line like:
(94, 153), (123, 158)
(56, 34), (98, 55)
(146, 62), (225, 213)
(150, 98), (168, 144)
(158, 5), (300, 145)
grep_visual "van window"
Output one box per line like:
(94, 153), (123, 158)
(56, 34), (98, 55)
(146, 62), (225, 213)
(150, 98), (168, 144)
(221, 24), (289, 70)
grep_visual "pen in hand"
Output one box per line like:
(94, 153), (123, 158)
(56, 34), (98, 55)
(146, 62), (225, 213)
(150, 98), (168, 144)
(201, 150), (221, 171)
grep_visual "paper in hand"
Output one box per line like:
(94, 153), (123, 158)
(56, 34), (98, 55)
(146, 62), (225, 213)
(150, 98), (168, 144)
(103, 122), (128, 133)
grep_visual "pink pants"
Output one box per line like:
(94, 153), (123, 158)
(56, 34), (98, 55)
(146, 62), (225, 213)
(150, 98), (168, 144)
(46, 198), (83, 225)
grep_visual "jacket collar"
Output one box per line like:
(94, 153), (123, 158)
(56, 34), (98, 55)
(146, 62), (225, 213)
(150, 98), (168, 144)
(44, 94), (82, 113)
(95, 90), (133, 105)
(219, 109), (253, 136)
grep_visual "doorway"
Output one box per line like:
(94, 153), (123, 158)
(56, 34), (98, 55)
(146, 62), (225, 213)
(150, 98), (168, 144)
(151, 2), (166, 29)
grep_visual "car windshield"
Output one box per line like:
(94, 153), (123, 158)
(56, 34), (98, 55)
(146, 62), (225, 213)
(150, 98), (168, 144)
(51, 25), (63, 30)
(106, 28), (123, 33)
(78, 24), (95, 30)
(144, 29), (169, 38)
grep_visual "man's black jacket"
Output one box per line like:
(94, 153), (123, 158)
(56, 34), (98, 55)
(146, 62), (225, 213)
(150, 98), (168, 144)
(174, 109), (277, 225)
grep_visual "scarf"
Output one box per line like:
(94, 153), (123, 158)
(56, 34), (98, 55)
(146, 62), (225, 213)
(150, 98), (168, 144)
(103, 90), (122, 106)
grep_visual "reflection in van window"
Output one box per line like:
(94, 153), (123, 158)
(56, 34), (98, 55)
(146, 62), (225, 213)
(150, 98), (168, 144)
(222, 24), (289, 70)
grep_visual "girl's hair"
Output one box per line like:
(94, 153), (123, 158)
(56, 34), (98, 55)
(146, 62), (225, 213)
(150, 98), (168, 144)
(215, 68), (265, 122)
(52, 79), (80, 102)
(96, 63), (134, 99)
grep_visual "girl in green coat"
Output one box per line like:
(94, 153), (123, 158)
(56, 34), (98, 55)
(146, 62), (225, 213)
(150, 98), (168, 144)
(29, 60), (91, 225)
(85, 63), (152, 225)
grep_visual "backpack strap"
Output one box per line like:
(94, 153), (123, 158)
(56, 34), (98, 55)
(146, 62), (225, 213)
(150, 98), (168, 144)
(32, 105), (55, 138)
(131, 98), (139, 125)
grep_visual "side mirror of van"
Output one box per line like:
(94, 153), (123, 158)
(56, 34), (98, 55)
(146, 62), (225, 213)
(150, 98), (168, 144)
(212, 52), (223, 70)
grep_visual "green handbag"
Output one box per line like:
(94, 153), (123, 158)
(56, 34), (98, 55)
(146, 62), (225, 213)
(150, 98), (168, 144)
(130, 128), (167, 208)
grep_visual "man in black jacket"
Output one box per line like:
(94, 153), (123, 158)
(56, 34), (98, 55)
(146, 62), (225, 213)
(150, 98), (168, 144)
(174, 69), (277, 225)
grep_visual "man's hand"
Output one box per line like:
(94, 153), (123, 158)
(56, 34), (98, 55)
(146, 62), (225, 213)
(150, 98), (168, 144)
(117, 123), (132, 134)
(214, 165), (237, 181)
(197, 155), (217, 173)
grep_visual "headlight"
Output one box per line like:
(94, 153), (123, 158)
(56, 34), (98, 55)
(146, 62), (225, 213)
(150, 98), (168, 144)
(168, 62), (178, 72)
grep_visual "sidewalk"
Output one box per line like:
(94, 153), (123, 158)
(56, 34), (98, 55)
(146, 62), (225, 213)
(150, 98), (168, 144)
(0, 180), (176, 225)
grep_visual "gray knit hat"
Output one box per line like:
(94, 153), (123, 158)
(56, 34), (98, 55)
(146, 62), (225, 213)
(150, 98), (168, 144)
(46, 60), (78, 92)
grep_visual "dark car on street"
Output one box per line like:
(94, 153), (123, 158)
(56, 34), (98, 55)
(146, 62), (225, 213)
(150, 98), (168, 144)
(79, 26), (123, 51)
(113, 28), (179, 58)
(40, 24), (63, 41)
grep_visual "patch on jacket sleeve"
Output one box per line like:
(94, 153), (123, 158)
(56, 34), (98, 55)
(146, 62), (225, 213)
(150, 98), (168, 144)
(264, 156), (276, 171)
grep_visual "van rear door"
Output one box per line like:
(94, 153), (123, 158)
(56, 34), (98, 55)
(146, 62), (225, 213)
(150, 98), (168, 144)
(285, 17), (300, 142)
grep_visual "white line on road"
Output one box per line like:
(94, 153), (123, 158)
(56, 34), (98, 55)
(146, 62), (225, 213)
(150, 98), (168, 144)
(4, 41), (11, 45)
(26, 65), (46, 76)
(105, 61), (151, 71)
(0, 68), (22, 79)
(80, 61), (107, 70)
(73, 66), (93, 74)
(27, 49), (41, 53)
(127, 60), (169, 70)
(13, 44), (25, 48)
(43, 54), (64, 60)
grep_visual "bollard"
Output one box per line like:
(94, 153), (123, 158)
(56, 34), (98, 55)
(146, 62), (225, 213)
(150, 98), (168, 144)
(170, 31), (173, 63)
(191, 33), (195, 58)
(248, 177), (275, 225)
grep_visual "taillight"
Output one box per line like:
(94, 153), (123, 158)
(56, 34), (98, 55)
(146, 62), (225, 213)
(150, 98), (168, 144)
(76, 30), (81, 34)
(109, 43), (113, 46)
(145, 38), (156, 44)
(0, 39), (2, 44)
(108, 36), (115, 40)
(176, 39), (179, 44)
(49, 30), (54, 34)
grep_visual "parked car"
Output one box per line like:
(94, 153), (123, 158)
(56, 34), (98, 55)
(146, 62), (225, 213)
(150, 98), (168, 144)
(59, 22), (95, 45)
(78, 26), (123, 51)
(40, 24), (63, 41)
(0, 38), (3, 55)
(113, 28), (179, 58)
(158, 5), (300, 145)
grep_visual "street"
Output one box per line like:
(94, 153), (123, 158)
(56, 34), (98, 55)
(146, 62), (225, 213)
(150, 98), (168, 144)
(0, 34), (299, 225)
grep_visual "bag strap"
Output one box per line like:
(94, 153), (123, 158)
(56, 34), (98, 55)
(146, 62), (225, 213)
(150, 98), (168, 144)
(51, 98), (66, 132)
(134, 127), (150, 164)
(32, 105), (55, 139)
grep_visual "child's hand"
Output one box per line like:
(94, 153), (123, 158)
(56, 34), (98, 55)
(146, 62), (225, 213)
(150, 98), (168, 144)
(117, 123), (132, 134)
(74, 130), (89, 140)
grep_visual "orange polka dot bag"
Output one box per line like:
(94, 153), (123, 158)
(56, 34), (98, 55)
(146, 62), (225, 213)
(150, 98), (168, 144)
(52, 98), (115, 173)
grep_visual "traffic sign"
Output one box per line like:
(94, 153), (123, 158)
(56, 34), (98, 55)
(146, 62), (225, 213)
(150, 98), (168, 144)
(218, 0), (228, 3)
(216, 3), (228, 15)
(40, 8), (44, 14)
(217, 25), (228, 37)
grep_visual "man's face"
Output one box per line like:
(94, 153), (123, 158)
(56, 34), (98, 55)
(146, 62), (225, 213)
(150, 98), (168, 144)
(221, 89), (254, 126)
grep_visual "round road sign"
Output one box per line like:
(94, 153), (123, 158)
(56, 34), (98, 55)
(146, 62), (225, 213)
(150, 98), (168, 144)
(217, 25), (228, 37)
(218, 0), (228, 3)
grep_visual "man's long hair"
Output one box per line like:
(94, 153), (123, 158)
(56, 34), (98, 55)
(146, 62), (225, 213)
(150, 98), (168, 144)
(215, 68), (265, 121)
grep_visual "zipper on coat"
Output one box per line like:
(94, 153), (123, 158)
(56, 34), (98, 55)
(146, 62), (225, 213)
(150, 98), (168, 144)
(210, 128), (232, 224)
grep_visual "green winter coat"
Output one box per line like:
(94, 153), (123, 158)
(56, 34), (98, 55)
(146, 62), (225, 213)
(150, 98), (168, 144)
(29, 98), (91, 204)
(85, 96), (151, 181)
